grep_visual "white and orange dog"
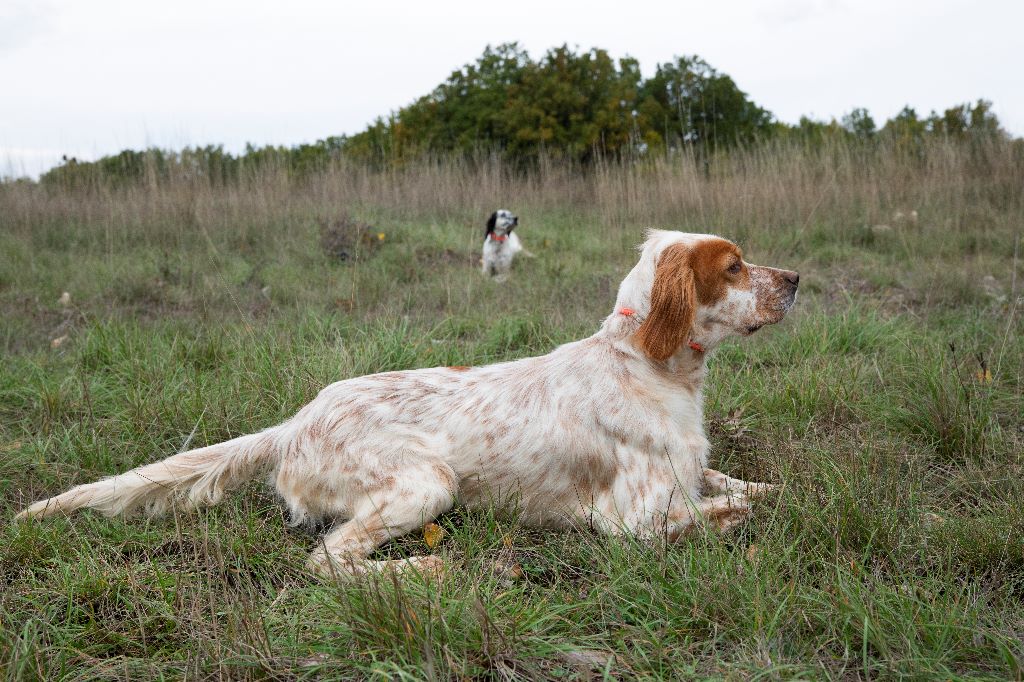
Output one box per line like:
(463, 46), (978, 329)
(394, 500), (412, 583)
(16, 230), (799, 577)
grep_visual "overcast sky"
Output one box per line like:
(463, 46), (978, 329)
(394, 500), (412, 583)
(2, 0), (1022, 177)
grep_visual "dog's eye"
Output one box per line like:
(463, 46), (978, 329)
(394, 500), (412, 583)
(727, 262), (742, 274)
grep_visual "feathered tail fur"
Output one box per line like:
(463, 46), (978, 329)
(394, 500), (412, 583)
(15, 428), (279, 521)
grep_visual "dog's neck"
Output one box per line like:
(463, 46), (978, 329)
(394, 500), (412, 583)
(656, 347), (709, 392)
(597, 310), (710, 392)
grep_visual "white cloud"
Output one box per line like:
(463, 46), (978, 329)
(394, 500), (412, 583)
(0, 0), (53, 55)
(755, 0), (846, 25)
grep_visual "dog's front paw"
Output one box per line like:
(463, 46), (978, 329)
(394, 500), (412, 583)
(403, 555), (447, 581)
(744, 481), (781, 498)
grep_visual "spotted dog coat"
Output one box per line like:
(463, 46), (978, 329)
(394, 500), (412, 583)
(482, 209), (526, 279)
(17, 230), (800, 577)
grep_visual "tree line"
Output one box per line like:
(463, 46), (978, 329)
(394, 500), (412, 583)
(35, 43), (1011, 188)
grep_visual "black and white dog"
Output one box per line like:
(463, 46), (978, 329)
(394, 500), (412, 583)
(482, 209), (529, 279)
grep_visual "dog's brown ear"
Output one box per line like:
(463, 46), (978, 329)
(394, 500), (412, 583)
(634, 243), (695, 361)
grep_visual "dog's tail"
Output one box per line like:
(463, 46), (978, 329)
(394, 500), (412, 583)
(14, 428), (280, 521)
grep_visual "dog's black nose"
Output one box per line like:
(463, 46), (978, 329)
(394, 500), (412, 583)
(783, 271), (799, 287)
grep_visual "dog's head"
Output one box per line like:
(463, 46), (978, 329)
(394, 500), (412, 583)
(486, 209), (518, 239)
(616, 230), (799, 361)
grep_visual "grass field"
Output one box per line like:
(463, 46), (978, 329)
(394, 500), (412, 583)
(1, 139), (1022, 679)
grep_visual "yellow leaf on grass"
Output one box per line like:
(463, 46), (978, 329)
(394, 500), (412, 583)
(975, 368), (992, 384)
(423, 523), (445, 548)
(378, 233), (386, 241)
(502, 534), (513, 549)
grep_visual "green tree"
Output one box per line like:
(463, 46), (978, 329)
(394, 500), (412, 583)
(880, 106), (928, 150)
(345, 45), (771, 163)
(927, 100), (1003, 139)
(842, 108), (876, 140)
(346, 43), (533, 161)
(501, 45), (642, 161)
(638, 56), (772, 152)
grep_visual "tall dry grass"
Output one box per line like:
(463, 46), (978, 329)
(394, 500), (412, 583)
(2, 136), (1021, 260)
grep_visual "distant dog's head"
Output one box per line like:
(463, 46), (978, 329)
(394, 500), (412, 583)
(617, 230), (799, 360)
(486, 209), (518, 240)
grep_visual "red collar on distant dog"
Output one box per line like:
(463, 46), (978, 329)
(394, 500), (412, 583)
(490, 234), (507, 242)
(619, 308), (704, 353)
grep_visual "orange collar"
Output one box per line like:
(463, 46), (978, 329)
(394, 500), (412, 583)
(489, 234), (507, 242)
(619, 308), (704, 353)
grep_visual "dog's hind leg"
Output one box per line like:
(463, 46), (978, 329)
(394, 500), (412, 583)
(666, 492), (754, 540)
(308, 517), (447, 579)
(306, 459), (457, 579)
